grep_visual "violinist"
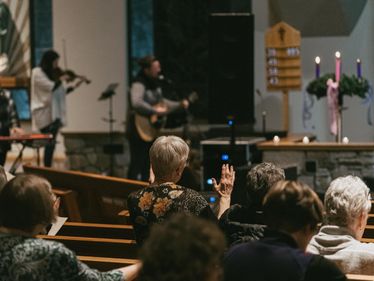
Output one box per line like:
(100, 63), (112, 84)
(31, 50), (89, 167)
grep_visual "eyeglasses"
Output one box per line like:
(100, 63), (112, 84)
(51, 194), (60, 204)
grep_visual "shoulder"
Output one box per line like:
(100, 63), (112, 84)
(305, 255), (347, 281)
(131, 81), (146, 88)
(32, 67), (43, 75)
(128, 187), (152, 199)
(11, 237), (77, 262)
(184, 188), (210, 207)
(184, 187), (206, 200)
(35, 238), (76, 258)
(224, 242), (255, 278)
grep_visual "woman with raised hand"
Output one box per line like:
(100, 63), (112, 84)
(128, 135), (235, 245)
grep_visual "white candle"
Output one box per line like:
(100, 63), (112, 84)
(302, 136), (310, 144)
(273, 135), (280, 144)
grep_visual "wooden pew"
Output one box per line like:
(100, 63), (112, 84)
(118, 209), (130, 224)
(38, 235), (138, 259)
(367, 214), (374, 225)
(363, 225), (374, 239)
(347, 274), (374, 281)
(53, 188), (82, 222)
(23, 164), (147, 223)
(360, 237), (374, 243)
(58, 222), (135, 240)
(78, 256), (139, 271)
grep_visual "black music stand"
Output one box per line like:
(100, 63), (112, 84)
(0, 134), (53, 174)
(99, 83), (123, 176)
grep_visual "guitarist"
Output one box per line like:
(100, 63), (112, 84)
(127, 55), (189, 181)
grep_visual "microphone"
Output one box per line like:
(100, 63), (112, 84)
(158, 75), (173, 85)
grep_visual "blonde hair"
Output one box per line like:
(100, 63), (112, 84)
(149, 136), (189, 179)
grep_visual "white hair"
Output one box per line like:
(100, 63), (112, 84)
(149, 136), (189, 179)
(324, 175), (371, 227)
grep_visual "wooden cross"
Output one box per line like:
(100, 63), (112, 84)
(278, 26), (285, 42)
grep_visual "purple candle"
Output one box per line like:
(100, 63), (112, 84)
(315, 56), (320, 78)
(357, 59), (362, 78)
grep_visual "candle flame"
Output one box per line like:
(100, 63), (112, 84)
(315, 56), (320, 64)
(357, 58), (361, 63)
(335, 51), (341, 59)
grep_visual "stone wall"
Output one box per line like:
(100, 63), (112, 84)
(262, 150), (374, 193)
(62, 132), (129, 177)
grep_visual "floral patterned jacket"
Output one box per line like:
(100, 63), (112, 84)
(128, 182), (217, 245)
(0, 233), (123, 281)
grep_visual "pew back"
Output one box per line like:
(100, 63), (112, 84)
(23, 165), (147, 223)
(38, 235), (138, 259)
(58, 222), (135, 240)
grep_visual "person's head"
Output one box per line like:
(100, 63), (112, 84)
(324, 175), (371, 239)
(0, 174), (56, 235)
(149, 136), (189, 183)
(138, 55), (161, 79)
(246, 162), (285, 208)
(139, 213), (226, 281)
(40, 49), (60, 79)
(263, 180), (324, 250)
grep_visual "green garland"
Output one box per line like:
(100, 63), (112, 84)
(306, 73), (369, 99)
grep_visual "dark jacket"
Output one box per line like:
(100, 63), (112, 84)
(0, 90), (19, 152)
(219, 204), (266, 246)
(224, 229), (347, 281)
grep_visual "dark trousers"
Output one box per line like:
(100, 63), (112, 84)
(0, 151), (6, 166)
(40, 120), (61, 167)
(127, 135), (152, 181)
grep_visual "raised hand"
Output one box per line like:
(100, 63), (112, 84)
(212, 164), (235, 198)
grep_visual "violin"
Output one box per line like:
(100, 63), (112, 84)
(54, 67), (91, 84)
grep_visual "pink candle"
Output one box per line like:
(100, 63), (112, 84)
(335, 51), (341, 82)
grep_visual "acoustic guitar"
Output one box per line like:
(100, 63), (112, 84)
(135, 92), (198, 142)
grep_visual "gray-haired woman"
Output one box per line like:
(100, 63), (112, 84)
(0, 174), (140, 281)
(307, 175), (374, 274)
(128, 135), (235, 245)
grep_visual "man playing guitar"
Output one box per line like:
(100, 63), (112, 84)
(127, 55), (189, 181)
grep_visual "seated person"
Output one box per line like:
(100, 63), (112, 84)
(308, 175), (374, 274)
(224, 180), (346, 281)
(138, 213), (226, 281)
(219, 162), (285, 246)
(0, 174), (140, 281)
(128, 135), (234, 245)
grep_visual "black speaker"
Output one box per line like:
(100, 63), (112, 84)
(200, 137), (263, 191)
(208, 13), (254, 124)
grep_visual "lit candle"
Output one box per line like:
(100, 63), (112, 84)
(335, 51), (341, 83)
(273, 135), (280, 144)
(302, 136), (310, 144)
(356, 59), (362, 78)
(315, 56), (320, 78)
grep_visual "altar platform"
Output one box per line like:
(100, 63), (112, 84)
(256, 135), (374, 193)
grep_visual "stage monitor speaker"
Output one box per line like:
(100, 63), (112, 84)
(200, 137), (263, 191)
(208, 13), (254, 125)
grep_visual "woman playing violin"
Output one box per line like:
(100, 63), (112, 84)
(31, 50), (89, 167)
